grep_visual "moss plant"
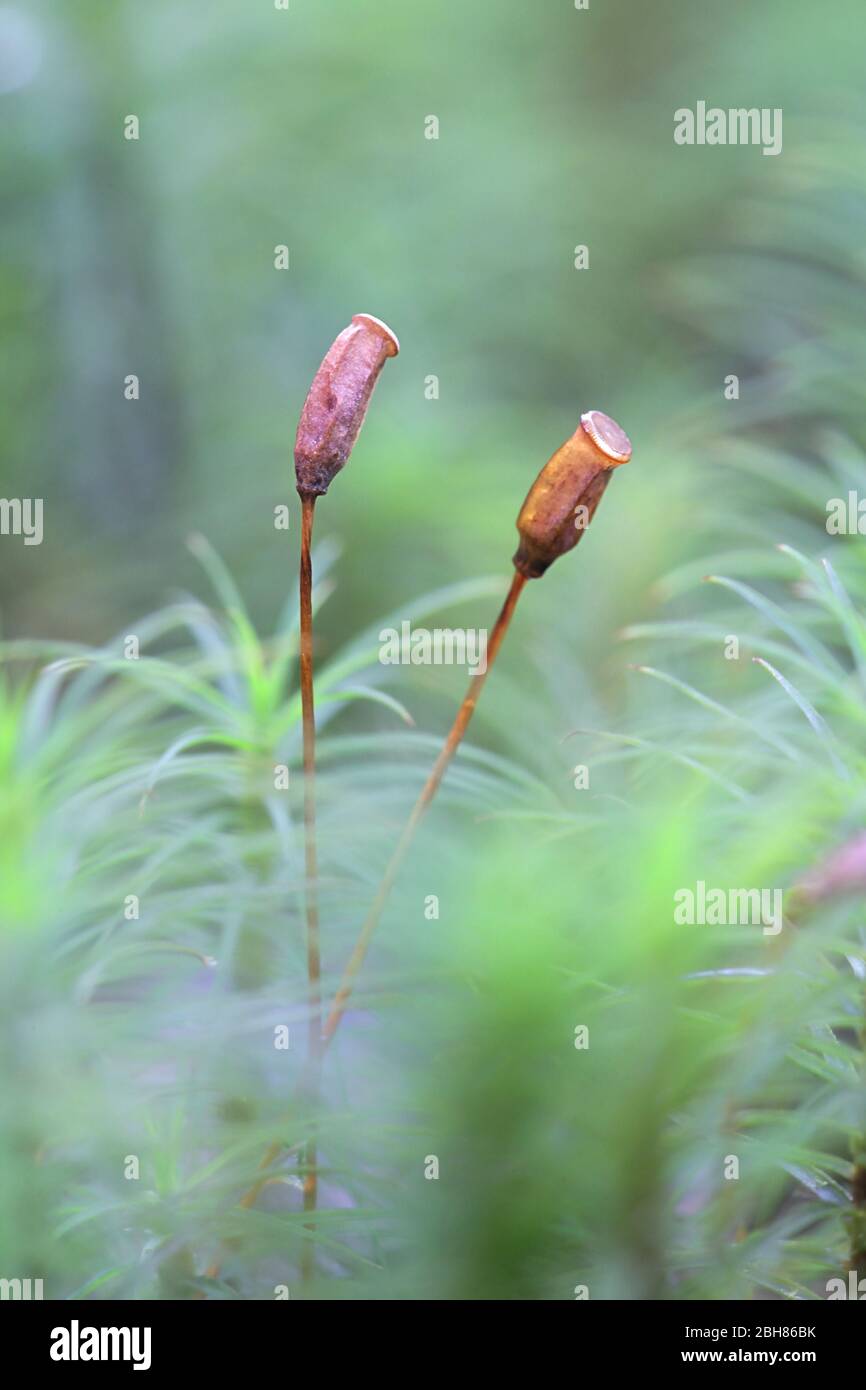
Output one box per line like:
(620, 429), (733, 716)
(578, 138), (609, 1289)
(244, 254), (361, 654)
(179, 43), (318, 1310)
(322, 410), (633, 1048)
(225, 405), (633, 1250)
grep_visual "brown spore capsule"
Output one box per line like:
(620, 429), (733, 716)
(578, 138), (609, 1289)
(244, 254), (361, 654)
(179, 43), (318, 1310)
(294, 313), (399, 499)
(513, 410), (632, 579)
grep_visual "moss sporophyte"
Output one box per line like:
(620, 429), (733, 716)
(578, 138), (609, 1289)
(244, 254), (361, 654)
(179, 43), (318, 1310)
(210, 327), (631, 1285)
(294, 313), (399, 1279)
(322, 408), (632, 1046)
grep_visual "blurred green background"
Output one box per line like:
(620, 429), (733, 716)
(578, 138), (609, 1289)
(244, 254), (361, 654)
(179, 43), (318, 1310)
(3, 0), (866, 1301)
(1, 0), (861, 646)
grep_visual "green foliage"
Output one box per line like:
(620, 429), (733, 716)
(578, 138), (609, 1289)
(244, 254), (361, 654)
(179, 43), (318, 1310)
(3, 0), (866, 1304)
(2, 458), (866, 1299)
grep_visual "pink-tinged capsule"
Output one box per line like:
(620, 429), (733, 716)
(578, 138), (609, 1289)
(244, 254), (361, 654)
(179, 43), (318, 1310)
(294, 313), (399, 499)
(513, 410), (632, 579)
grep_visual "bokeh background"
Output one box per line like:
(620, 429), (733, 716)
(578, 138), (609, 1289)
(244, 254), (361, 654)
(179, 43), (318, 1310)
(3, 0), (866, 1301)
(3, 0), (861, 647)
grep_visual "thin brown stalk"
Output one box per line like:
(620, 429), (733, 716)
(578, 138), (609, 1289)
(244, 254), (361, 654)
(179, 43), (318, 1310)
(321, 570), (526, 1049)
(298, 493), (321, 1283)
(205, 503), (324, 1283)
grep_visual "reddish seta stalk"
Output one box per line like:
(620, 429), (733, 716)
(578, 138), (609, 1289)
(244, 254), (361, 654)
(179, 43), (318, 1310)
(298, 493), (321, 1282)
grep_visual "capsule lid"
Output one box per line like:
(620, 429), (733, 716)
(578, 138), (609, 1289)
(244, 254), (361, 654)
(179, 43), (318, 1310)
(579, 410), (631, 464)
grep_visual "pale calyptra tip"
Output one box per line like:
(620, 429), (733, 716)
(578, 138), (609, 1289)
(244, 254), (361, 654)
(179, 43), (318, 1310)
(294, 313), (399, 499)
